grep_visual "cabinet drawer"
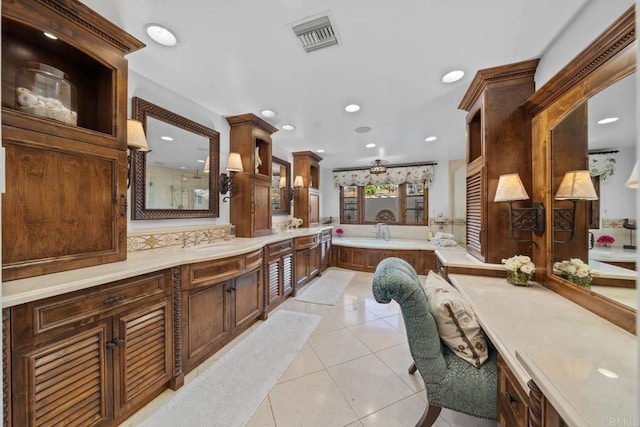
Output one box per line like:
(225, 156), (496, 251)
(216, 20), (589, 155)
(245, 249), (263, 271)
(185, 255), (243, 289)
(11, 270), (170, 349)
(295, 234), (319, 250)
(497, 354), (528, 427)
(267, 239), (294, 258)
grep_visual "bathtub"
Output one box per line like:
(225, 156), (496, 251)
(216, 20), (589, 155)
(331, 237), (434, 250)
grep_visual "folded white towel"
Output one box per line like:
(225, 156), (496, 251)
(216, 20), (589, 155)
(434, 232), (454, 240)
(432, 238), (458, 247)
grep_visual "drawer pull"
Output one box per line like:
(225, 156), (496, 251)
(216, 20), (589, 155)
(103, 294), (128, 304)
(106, 339), (125, 350)
(504, 391), (519, 404)
(106, 342), (116, 350)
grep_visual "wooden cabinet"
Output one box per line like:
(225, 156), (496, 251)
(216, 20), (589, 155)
(528, 380), (568, 427)
(265, 239), (295, 312)
(181, 250), (264, 372)
(1, 0), (144, 281)
(293, 151), (323, 227)
(334, 246), (434, 275)
(320, 229), (332, 272)
(10, 270), (173, 426)
(458, 59), (538, 264)
(227, 113), (278, 237)
(295, 234), (321, 290)
(497, 354), (529, 427)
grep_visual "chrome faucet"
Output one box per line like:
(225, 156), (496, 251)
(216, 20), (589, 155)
(374, 222), (391, 241)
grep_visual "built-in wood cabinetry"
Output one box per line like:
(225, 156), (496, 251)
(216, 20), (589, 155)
(180, 250), (264, 373)
(497, 355), (529, 427)
(293, 151), (322, 227)
(1, 0), (144, 281)
(265, 239), (295, 312)
(295, 234), (321, 290)
(9, 270), (173, 426)
(458, 59), (538, 264)
(320, 229), (332, 272)
(227, 113), (278, 237)
(334, 246), (435, 275)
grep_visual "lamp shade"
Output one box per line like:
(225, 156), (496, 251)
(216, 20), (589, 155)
(554, 170), (598, 200)
(494, 174), (529, 202)
(278, 176), (287, 188)
(293, 175), (304, 188)
(625, 161), (638, 188)
(127, 119), (149, 151)
(226, 152), (244, 172)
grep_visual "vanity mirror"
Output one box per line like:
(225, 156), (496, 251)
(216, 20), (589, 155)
(271, 156), (291, 215)
(527, 6), (637, 333)
(131, 97), (220, 219)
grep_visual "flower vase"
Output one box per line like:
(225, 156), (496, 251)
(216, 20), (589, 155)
(506, 270), (532, 287)
(565, 274), (592, 288)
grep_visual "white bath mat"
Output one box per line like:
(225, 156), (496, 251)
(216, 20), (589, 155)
(139, 310), (321, 427)
(295, 269), (356, 305)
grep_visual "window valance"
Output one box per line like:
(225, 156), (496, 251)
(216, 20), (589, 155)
(333, 165), (435, 187)
(588, 153), (616, 182)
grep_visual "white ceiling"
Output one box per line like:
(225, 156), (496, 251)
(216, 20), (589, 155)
(81, 0), (633, 171)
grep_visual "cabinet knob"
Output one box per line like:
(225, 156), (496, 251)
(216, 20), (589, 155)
(504, 391), (519, 404)
(114, 339), (125, 347)
(103, 294), (128, 304)
(106, 342), (116, 350)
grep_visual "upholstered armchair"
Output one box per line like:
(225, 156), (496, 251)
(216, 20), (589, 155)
(372, 257), (497, 426)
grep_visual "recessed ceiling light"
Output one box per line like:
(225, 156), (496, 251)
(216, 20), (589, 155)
(261, 109), (276, 118)
(316, 149), (325, 153)
(424, 136), (437, 142)
(43, 32), (58, 40)
(355, 126), (372, 133)
(197, 159), (205, 163)
(441, 70), (465, 83)
(161, 136), (173, 141)
(282, 124), (295, 131)
(597, 368), (618, 379)
(345, 104), (361, 113)
(145, 24), (178, 47)
(597, 117), (619, 124)
(366, 143), (376, 148)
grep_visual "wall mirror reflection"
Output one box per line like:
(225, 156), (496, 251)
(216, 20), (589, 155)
(132, 97), (220, 219)
(271, 156), (291, 215)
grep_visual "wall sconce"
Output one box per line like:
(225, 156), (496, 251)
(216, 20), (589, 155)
(494, 173), (545, 246)
(553, 170), (598, 243)
(127, 119), (149, 189)
(219, 152), (243, 202)
(290, 175), (304, 204)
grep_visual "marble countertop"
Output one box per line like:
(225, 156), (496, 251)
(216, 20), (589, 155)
(434, 248), (505, 271)
(449, 274), (637, 427)
(2, 226), (332, 308)
(589, 247), (637, 263)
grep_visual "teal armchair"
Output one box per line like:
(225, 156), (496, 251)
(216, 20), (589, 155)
(372, 257), (497, 426)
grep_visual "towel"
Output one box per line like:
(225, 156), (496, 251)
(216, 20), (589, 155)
(432, 238), (458, 247)
(434, 232), (454, 240)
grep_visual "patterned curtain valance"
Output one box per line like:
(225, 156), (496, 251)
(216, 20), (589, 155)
(333, 165), (435, 187)
(589, 153), (616, 182)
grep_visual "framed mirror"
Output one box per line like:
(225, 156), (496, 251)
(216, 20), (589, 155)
(528, 6), (636, 333)
(272, 156), (291, 215)
(131, 97), (220, 219)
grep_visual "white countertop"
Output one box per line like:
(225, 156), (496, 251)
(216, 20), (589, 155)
(2, 226), (332, 308)
(589, 247), (637, 263)
(331, 237), (440, 250)
(435, 248), (505, 271)
(449, 274), (637, 427)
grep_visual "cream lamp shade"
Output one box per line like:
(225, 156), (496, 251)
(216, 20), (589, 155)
(226, 152), (244, 172)
(494, 173), (529, 202)
(625, 161), (638, 189)
(203, 156), (210, 174)
(278, 176), (287, 188)
(554, 170), (598, 200)
(127, 119), (149, 151)
(293, 175), (304, 188)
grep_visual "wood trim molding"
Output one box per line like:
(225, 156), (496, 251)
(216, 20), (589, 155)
(525, 5), (635, 114)
(3, 309), (10, 427)
(170, 266), (184, 390)
(225, 113), (279, 135)
(458, 58), (540, 111)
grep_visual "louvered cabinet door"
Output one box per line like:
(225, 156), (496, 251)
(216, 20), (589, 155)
(266, 258), (283, 311)
(114, 299), (172, 418)
(282, 254), (294, 296)
(466, 167), (485, 262)
(13, 322), (111, 427)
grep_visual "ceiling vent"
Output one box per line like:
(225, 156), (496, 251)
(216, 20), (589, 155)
(292, 15), (338, 53)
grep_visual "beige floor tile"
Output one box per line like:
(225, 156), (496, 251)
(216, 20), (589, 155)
(246, 397), (276, 427)
(348, 319), (407, 352)
(118, 388), (174, 426)
(269, 370), (358, 427)
(309, 327), (371, 367)
(380, 314), (407, 333)
(362, 299), (401, 318)
(375, 343), (425, 392)
(277, 342), (325, 383)
(327, 354), (414, 418)
(282, 297), (329, 315)
(311, 311), (346, 335)
(345, 422), (365, 427)
(359, 394), (429, 427)
(440, 408), (498, 427)
(326, 302), (379, 327)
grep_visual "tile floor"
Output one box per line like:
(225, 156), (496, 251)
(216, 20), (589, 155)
(121, 269), (497, 427)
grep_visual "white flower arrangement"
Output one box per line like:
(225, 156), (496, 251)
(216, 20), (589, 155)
(502, 255), (535, 285)
(291, 217), (303, 228)
(553, 258), (598, 287)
